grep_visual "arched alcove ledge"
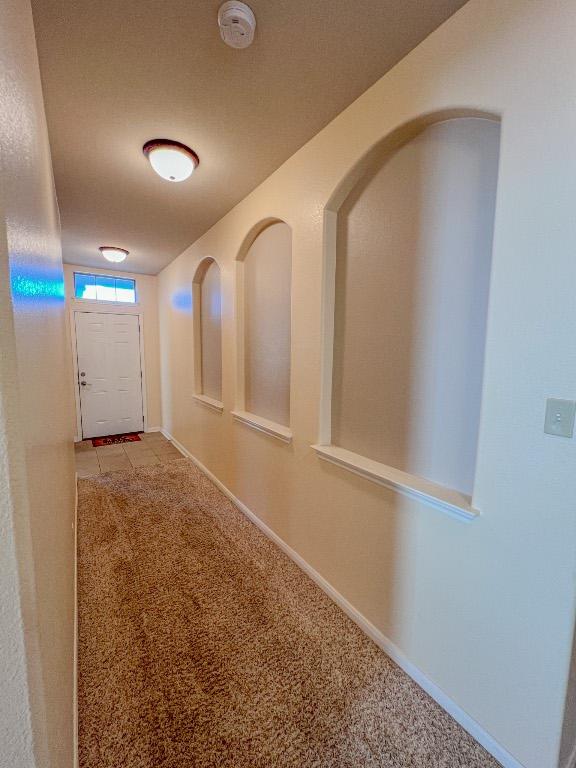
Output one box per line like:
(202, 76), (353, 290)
(193, 393), (224, 413)
(312, 444), (478, 522)
(232, 409), (293, 443)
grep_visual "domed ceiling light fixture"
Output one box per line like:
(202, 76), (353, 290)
(99, 246), (129, 263)
(142, 139), (199, 182)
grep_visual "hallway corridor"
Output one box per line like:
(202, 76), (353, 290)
(77, 460), (498, 768)
(3, 0), (576, 765)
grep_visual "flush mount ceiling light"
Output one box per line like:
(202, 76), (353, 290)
(99, 246), (129, 263)
(142, 139), (199, 182)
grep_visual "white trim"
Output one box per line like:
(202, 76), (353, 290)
(72, 298), (141, 307)
(193, 394), (224, 413)
(318, 210), (338, 445)
(161, 429), (521, 768)
(231, 410), (292, 443)
(312, 444), (478, 523)
(70, 309), (147, 439)
(137, 314), (149, 434)
(144, 426), (163, 433)
(70, 311), (83, 442)
(73, 473), (78, 768)
(192, 281), (203, 396)
(164, 431), (187, 454)
(234, 259), (246, 411)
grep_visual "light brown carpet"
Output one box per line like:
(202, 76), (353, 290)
(77, 458), (501, 768)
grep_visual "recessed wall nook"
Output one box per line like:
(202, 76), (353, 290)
(192, 257), (224, 413)
(232, 219), (293, 443)
(314, 113), (501, 521)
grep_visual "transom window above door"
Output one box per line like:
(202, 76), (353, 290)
(74, 272), (136, 303)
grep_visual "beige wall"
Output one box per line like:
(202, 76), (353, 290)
(243, 222), (292, 427)
(199, 260), (223, 402)
(332, 117), (499, 495)
(64, 264), (162, 435)
(158, 1), (576, 767)
(0, 0), (76, 766)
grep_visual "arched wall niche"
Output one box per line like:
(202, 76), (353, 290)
(316, 109), (501, 512)
(236, 216), (288, 262)
(192, 256), (223, 410)
(233, 219), (293, 441)
(326, 108), (500, 212)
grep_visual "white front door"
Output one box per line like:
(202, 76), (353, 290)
(75, 312), (144, 438)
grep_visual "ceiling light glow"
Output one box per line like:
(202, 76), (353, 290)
(99, 246), (129, 263)
(143, 139), (199, 182)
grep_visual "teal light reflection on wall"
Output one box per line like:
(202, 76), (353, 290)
(10, 264), (65, 303)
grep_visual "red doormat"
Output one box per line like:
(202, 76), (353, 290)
(91, 433), (142, 447)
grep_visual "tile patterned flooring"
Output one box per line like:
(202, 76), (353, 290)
(75, 432), (183, 478)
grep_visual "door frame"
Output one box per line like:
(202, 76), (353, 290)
(70, 308), (149, 441)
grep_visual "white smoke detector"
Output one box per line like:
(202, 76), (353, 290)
(218, 1), (256, 49)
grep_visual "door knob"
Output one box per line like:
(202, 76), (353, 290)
(80, 381), (87, 386)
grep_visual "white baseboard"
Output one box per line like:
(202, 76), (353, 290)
(163, 429), (525, 768)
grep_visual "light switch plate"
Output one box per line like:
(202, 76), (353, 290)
(544, 398), (576, 438)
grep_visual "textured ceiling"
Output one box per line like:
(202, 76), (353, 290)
(32, 0), (468, 275)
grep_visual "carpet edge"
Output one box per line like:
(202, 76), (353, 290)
(162, 429), (524, 768)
